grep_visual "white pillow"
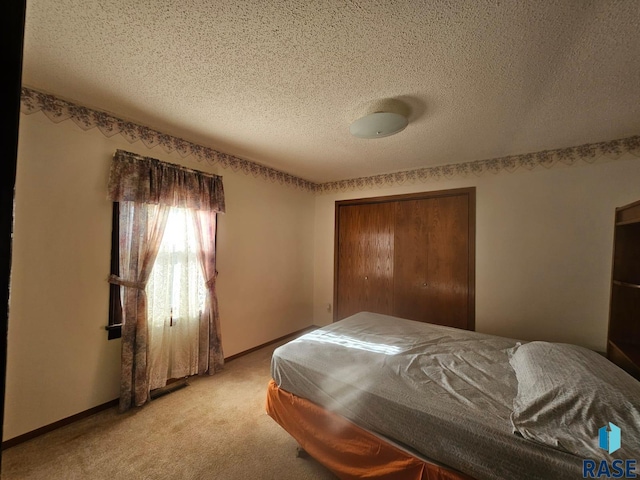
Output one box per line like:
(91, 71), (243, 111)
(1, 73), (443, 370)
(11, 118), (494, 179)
(509, 341), (640, 460)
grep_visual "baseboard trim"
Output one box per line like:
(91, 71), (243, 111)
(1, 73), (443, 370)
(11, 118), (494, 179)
(224, 325), (318, 362)
(2, 325), (319, 450)
(2, 398), (119, 450)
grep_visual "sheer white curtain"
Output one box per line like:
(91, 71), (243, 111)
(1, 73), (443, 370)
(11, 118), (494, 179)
(146, 206), (206, 390)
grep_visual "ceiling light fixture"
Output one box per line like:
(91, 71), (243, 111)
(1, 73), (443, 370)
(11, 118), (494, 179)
(350, 99), (409, 139)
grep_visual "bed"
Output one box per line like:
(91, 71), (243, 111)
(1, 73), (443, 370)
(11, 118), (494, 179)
(266, 312), (640, 480)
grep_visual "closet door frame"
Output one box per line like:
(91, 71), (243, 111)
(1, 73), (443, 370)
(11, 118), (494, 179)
(333, 187), (476, 327)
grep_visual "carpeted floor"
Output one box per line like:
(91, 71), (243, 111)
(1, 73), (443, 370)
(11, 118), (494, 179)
(1, 340), (337, 479)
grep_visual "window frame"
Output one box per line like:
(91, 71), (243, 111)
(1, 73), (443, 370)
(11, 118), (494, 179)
(106, 202), (123, 339)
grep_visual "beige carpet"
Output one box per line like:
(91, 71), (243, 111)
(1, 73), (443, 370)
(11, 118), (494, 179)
(1, 340), (337, 480)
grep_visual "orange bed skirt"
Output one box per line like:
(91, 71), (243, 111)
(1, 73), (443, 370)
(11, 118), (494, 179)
(266, 380), (475, 480)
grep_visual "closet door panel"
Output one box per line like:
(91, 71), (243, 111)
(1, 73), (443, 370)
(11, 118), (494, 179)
(425, 195), (469, 328)
(336, 203), (394, 320)
(393, 196), (469, 327)
(393, 199), (431, 322)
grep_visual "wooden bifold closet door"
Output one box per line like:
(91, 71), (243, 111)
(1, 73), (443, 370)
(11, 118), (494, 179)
(334, 188), (475, 330)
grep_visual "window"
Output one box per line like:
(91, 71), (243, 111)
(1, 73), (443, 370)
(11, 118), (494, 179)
(107, 202), (123, 339)
(109, 204), (209, 388)
(146, 207), (206, 389)
(107, 150), (225, 410)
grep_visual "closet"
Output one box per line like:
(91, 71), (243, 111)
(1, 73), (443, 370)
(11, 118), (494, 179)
(334, 187), (475, 330)
(607, 199), (640, 378)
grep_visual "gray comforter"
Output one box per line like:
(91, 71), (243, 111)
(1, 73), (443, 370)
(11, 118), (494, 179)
(271, 312), (584, 480)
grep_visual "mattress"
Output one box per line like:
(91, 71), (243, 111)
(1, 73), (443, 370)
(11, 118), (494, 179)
(271, 312), (583, 480)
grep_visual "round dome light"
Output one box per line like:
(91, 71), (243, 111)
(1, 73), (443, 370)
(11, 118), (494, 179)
(349, 111), (408, 139)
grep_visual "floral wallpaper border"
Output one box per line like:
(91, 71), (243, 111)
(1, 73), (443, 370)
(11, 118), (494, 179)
(317, 135), (640, 194)
(20, 87), (640, 195)
(20, 87), (317, 192)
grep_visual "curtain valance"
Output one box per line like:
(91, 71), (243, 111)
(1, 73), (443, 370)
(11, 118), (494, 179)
(108, 150), (225, 213)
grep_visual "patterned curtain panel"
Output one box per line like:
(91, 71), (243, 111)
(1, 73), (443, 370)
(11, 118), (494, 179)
(108, 149), (225, 213)
(110, 202), (171, 411)
(108, 150), (225, 411)
(192, 209), (224, 375)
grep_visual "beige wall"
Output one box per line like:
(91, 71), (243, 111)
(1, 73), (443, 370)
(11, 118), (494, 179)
(314, 157), (640, 352)
(7, 108), (640, 442)
(4, 112), (315, 441)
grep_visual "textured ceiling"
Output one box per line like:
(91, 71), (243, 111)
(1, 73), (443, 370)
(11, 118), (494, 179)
(22, 0), (640, 183)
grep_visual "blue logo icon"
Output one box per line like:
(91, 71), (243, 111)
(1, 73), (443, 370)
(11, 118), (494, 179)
(583, 422), (637, 478)
(599, 422), (621, 455)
